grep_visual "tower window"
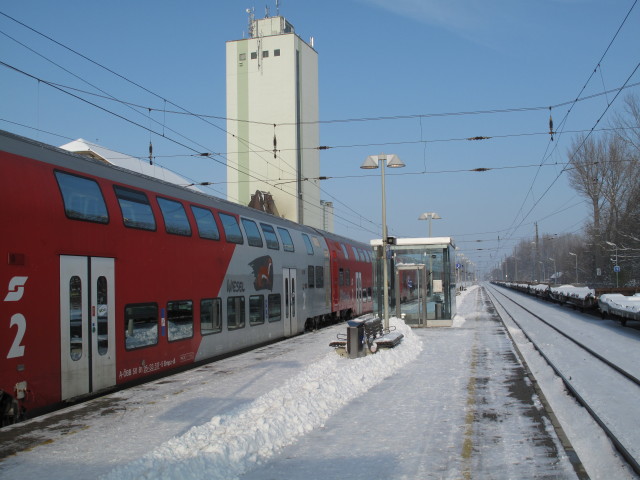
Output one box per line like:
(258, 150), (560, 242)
(274, 49), (281, 57)
(239, 53), (246, 61)
(251, 52), (257, 59)
(262, 50), (269, 58)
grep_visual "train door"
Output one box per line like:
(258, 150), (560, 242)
(60, 256), (116, 400)
(282, 268), (297, 337)
(355, 272), (363, 315)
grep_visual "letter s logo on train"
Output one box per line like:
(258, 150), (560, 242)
(4, 276), (28, 302)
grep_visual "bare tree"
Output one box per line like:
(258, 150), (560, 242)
(565, 94), (640, 285)
(566, 134), (608, 278)
(612, 93), (640, 155)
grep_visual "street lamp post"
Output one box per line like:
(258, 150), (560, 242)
(569, 252), (578, 284)
(418, 212), (441, 237)
(549, 257), (556, 284)
(605, 241), (619, 288)
(361, 153), (405, 329)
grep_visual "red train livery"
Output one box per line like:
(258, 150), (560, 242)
(0, 130), (373, 424)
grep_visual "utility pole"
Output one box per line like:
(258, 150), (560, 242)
(535, 222), (539, 282)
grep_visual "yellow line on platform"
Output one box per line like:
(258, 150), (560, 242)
(462, 340), (478, 480)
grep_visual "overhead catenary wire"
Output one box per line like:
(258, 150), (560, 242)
(0, 14), (302, 181)
(2, 7), (636, 251)
(487, 0), (639, 266)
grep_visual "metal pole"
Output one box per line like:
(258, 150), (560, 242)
(606, 242), (619, 288)
(380, 156), (390, 330)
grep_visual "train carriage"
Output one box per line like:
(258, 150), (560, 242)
(0, 130), (372, 423)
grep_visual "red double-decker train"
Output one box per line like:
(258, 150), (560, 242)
(0, 130), (373, 424)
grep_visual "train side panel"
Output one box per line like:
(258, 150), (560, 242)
(0, 130), (373, 421)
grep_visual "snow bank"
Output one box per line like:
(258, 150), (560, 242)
(102, 318), (422, 480)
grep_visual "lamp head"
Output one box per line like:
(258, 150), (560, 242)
(418, 212), (441, 220)
(361, 155), (379, 169)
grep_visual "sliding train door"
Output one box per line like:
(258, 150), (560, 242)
(60, 256), (116, 400)
(282, 268), (297, 337)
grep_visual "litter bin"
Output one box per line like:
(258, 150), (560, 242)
(346, 319), (366, 359)
(435, 303), (443, 319)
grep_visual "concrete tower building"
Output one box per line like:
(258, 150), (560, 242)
(226, 12), (324, 229)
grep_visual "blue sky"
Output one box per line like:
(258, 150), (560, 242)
(1, 0), (638, 276)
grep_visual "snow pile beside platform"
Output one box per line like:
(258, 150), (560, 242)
(102, 318), (422, 480)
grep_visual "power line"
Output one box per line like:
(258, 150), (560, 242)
(494, 0), (639, 260)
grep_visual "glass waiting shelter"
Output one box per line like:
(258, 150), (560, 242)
(370, 237), (456, 327)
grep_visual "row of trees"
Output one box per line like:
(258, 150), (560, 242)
(492, 94), (639, 287)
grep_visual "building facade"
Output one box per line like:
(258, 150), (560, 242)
(226, 15), (323, 228)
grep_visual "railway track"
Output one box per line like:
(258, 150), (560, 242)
(484, 283), (640, 476)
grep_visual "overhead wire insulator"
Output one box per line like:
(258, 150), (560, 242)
(549, 107), (554, 141)
(148, 141), (153, 165)
(273, 124), (277, 159)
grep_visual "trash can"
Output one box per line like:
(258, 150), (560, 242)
(346, 319), (366, 359)
(435, 303), (443, 319)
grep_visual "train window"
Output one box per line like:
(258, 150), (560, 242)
(308, 266), (315, 288)
(352, 246), (359, 261)
(124, 303), (158, 350)
(268, 294), (281, 322)
(367, 287), (372, 301)
(277, 227), (295, 252)
(157, 197), (192, 236)
(114, 186), (156, 231)
(191, 206), (220, 240)
(227, 296), (245, 330)
(339, 268), (344, 286)
(340, 244), (349, 259)
(55, 171), (109, 224)
(302, 234), (314, 255)
(167, 300), (194, 341)
(249, 295), (265, 325)
(219, 213), (244, 244)
(241, 218), (264, 247)
(260, 223), (280, 250)
(315, 266), (324, 288)
(200, 298), (222, 335)
(291, 277), (296, 317)
(96, 276), (109, 356)
(69, 276), (83, 361)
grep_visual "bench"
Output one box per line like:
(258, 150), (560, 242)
(329, 315), (403, 357)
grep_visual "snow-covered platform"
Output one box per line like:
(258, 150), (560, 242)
(0, 287), (579, 479)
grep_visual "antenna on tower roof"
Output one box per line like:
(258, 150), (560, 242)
(246, 7), (255, 38)
(276, 0), (280, 16)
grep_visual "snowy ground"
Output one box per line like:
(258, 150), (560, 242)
(1, 285), (636, 479)
(486, 284), (639, 480)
